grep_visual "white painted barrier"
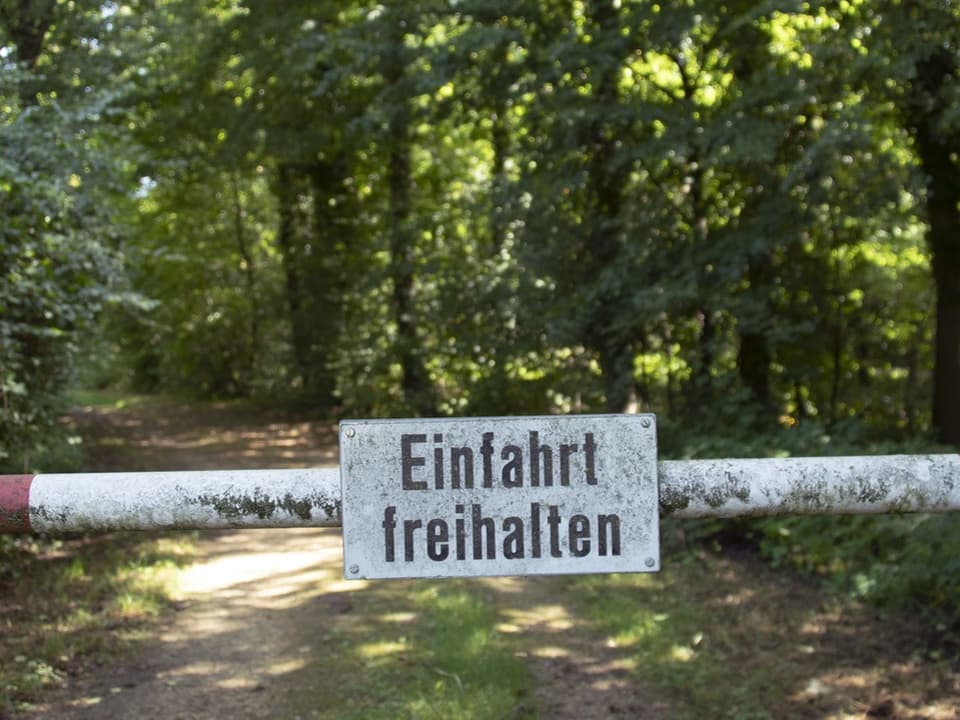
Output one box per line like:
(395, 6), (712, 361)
(3, 455), (958, 534)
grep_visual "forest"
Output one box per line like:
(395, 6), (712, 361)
(1, 1), (960, 614)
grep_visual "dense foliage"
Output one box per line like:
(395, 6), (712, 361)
(0, 0), (136, 467)
(1, 1), (959, 614)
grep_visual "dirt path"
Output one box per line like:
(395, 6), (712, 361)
(23, 398), (959, 719)
(26, 399), (662, 719)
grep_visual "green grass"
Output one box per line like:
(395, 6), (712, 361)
(561, 557), (801, 720)
(285, 580), (534, 720)
(0, 532), (197, 715)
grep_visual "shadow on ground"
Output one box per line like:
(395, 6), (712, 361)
(24, 398), (960, 719)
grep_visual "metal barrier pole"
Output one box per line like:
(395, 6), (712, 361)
(2, 454), (959, 534)
(0, 469), (341, 533)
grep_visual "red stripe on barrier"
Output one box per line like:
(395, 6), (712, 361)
(0, 475), (33, 532)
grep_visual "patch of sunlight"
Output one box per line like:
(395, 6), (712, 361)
(216, 677), (261, 690)
(788, 668), (885, 705)
(178, 547), (340, 597)
(923, 704), (960, 720)
(531, 645), (570, 659)
(71, 695), (103, 708)
(381, 611), (417, 623)
(496, 622), (521, 633)
(600, 656), (637, 675)
(358, 640), (406, 659)
(602, 572), (660, 590)
(479, 576), (527, 594)
(669, 644), (696, 662)
(499, 602), (571, 630)
(796, 677), (832, 699)
(265, 657), (307, 676)
(153, 535), (196, 559)
(826, 668), (882, 690)
(252, 567), (331, 600)
(588, 659), (638, 690)
(612, 632), (641, 648)
(800, 618), (828, 635)
(113, 592), (161, 618)
(611, 612), (669, 648)
(827, 704), (958, 720)
(325, 578), (369, 593)
(714, 588), (756, 606)
(168, 436), (225, 449)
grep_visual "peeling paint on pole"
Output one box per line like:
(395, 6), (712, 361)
(2, 453), (960, 535)
(658, 455), (960, 518)
(26, 469), (341, 533)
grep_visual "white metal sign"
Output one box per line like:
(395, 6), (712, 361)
(339, 415), (659, 580)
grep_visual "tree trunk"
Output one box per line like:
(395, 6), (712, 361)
(489, 56), (510, 255)
(827, 319), (843, 429)
(1, 0), (55, 67)
(928, 183), (960, 445)
(274, 164), (313, 393)
(273, 162), (346, 411)
(598, 340), (636, 413)
(903, 49), (960, 445)
(385, 49), (433, 415)
(0, 0), (57, 103)
(585, 0), (638, 412)
(739, 329), (773, 411)
(736, 253), (775, 419)
(692, 197), (716, 396)
(231, 172), (259, 383)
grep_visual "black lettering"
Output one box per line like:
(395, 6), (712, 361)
(403, 519), (422, 561)
(455, 503), (466, 560)
(481, 432), (495, 488)
(529, 431), (553, 487)
(382, 506), (397, 562)
(451, 447), (474, 489)
(547, 505), (562, 558)
(569, 514), (591, 557)
(559, 443), (577, 486)
(434, 446), (444, 489)
(584, 432), (598, 485)
(597, 513), (621, 556)
(530, 502), (541, 558)
(502, 517), (525, 559)
(502, 445), (523, 487)
(401, 434), (427, 490)
(472, 504), (496, 560)
(427, 519), (449, 561)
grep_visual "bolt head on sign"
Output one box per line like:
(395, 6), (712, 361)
(339, 415), (660, 580)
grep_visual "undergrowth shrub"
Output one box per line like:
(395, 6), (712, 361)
(664, 418), (959, 620)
